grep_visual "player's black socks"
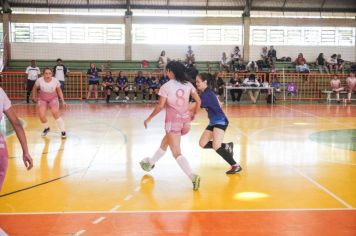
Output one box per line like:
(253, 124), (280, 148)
(216, 145), (236, 166)
(149, 94), (152, 100)
(125, 91), (128, 96)
(204, 141), (213, 149)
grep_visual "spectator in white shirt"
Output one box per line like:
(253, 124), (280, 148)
(25, 60), (41, 104)
(53, 58), (69, 91)
(219, 52), (231, 72)
(158, 50), (169, 70)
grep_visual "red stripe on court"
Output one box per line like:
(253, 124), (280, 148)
(0, 210), (355, 235)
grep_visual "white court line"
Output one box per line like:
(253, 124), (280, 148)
(109, 205), (121, 212)
(293, 167), (353, 209)
(73, 229), (86, 236)
(0, 208), (355, 215)
(92, 216), (106, 224)
(124, 195), (133, 201)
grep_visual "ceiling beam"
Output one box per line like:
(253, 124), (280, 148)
(7, 2), (356, 13)
(320, 0), (327, 10)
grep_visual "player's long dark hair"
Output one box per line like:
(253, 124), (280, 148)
(166, 61), (190, 84)
(198, 72), (215, 90)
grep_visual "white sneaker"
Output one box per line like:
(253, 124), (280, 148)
(115, 96), (120, 100)
(134, 97), (137, 100)
(125, 96), (129, 100)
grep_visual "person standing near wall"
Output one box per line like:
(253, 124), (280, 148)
(53, 59), (69, 91)
(25, 60), (41, 104)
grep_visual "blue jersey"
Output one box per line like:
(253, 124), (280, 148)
(200, 88), (228, 126)
(116, 76), (128, 86)
(147, 77), (159, 88)
(103, 76), (114, 84)
(135, 76), (146, 85)
(87, 68), (101, 82)
(159, 76), (169, 85)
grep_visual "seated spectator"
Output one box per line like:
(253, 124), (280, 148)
(294, 53), (309, 73)
(246, 61), (258, 72)
(235, 60), (246, 72)
(329, 54), (338, 73)
(213, 71), (225, 98)
(257, 46), (268, 70)
(219, 52), (231, 72)
(330, 75), (344, 103)
(146, 73), (159, 101)
(185, 45), (195, 67)
(243, 74), (260, 104)
(102, 71), (115, 103)
(134, 71), (146, 101)
(316, 53), (329, 74)
(267, 46), (277, 66)
(231, 46), (241, 66)
(114, 71), (129, 100)
(229, 72), (243, 102)
(157, 50), (169, 70)
(336, 54), (345, 73)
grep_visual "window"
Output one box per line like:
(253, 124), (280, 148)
(250, 26), (355, 46)
(133, 24), (242, 45)
(11, 23), (124, 44)
(12, 23), (31, 42)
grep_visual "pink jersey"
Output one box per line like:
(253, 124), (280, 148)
(0, 88), (10, 191)
(330, 79), (341, 89)
(0, 88), (11, 120)
(158, 79), (196, 123)
(346, 77), (356, 90)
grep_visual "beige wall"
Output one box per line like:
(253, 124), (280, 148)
(8, 14), (356, 61)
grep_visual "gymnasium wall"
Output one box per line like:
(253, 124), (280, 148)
(8, 14), (356, 62)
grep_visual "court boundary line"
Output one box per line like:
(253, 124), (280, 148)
(0, 208), (355, 215)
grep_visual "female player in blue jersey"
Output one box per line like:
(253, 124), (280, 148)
(196, 73), (242, 174)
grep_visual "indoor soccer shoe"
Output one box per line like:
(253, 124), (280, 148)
(61, 132), (67, 139)
(192, 174), (201, 191)
(226, 165), (242, 174)
(41, 127), (50, 137)
(139, 158), (155, 172)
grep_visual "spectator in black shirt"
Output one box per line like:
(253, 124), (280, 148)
(229, 72), (243, 102)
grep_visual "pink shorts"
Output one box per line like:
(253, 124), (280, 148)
(0, 134), (8, 191)
(38, 92), (59, 109)
(348, 83), (356, 92)
(165, 122), (191, 136)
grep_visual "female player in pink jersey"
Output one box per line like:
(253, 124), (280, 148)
(140, 61), (202, 190)
(346, 72), (356, 104)
(32, 68), (67, 138)
(330, 75), (344, 103)
(0, 87), (33, 191)
(196, 73), (242, 174)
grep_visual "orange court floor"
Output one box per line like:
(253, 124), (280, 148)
(0, 102), (355, 235)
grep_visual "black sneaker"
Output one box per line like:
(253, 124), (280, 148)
(41, 127), (50, 137)
(226, 165), (242, 174)
(61, 132), (67, 139)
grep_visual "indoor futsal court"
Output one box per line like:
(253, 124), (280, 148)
(0, 0), (356, 235)
(0, 103), (355, 235)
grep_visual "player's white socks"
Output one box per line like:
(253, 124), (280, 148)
(149, 148), (165, 166)
(176, 155), (194, 180)
(348, 92), (351, 100)
(56, 117), (65, 132)
(42, 122), (49, 129)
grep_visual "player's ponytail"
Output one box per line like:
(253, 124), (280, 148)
(166, 61), (189, 84)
